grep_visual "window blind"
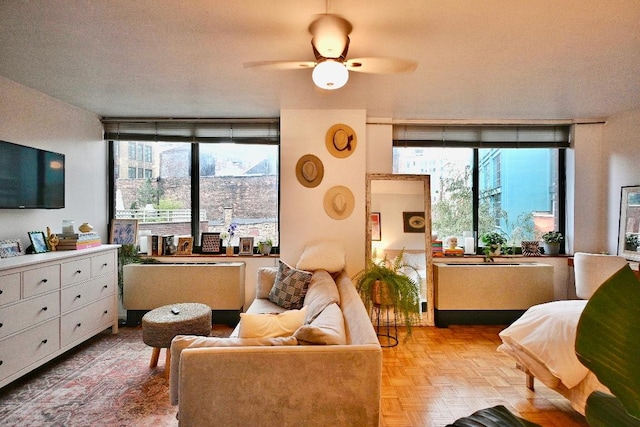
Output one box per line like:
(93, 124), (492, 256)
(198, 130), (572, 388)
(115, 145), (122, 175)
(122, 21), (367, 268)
(393, 125), (571, 148)
(102, 118), (280, 144)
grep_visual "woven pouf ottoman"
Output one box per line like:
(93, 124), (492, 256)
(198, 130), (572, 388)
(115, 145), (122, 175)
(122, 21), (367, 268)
(142, 303), (212, 379)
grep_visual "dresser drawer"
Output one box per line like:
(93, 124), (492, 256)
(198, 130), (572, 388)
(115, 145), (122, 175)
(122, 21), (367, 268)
(61, 296), (114, 347)
(91, 252), (116, 277)
(0, 292), (60, 339)
(0, 319), (59, 382)
(60, 273), (116, 313)
(23, 265), (60, 297)
(61, 258), (91, 286)
(0, 273), (20, 306)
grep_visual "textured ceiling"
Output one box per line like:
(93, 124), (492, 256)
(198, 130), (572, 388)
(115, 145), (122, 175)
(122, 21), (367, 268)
(1, 0), (639, 121)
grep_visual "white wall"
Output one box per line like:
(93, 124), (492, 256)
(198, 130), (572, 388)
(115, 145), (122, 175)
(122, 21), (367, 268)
(0, 77), (106, 247)
(280, 109), (367, 276)
(602, 108), (640, 254)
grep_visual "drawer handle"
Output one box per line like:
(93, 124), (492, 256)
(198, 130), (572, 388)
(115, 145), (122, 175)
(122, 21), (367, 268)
(41, 307), (48, 312)
(41, 278), (48, 283)
(75, 270), (82, 274)
(0, 322), (3, 328)
(41, 339), (48, 344)
(0, 360), (3, 366)
(0, 289), (3, 294)
(102, 263), (108, 267)
(103, 310), (108, 315)
(103, 285), (108, 289)
(76, 294), (82, 299)
(76, 322), (82, 328)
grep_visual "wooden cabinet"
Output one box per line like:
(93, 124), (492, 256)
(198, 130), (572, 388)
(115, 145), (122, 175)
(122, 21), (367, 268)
(0, 245), (119, 388)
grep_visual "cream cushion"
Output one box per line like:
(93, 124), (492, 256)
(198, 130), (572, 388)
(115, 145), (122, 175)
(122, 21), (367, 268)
(294, 303), (346, 345)
(296, 240), (346, 273)
(303, 269), (341, 324)
(238, 306), (307, 338)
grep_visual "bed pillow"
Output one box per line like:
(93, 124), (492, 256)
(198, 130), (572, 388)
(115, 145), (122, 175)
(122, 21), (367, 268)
(238, 306), (307, 338)
(294, 303), (346, 345)
(296, 240), (346, 273)
(268, 260), (312, 309)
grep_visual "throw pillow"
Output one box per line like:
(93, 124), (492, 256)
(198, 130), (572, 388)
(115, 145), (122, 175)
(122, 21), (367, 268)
(238, 306), (307, 338)
(303, 269), (341, 324)
(296, 240), (346, 273)
(268, 260), (312, 309)
(294, 303), (346, 345)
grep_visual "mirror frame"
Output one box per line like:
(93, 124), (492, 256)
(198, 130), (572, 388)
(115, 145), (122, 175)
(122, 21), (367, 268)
(365, 173), (434, 326)
(618, 185), (640, 262)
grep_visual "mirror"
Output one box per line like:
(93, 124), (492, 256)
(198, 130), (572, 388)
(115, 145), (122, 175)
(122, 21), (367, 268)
(365, 173), (434, 326)
(618, 185), (640, 262)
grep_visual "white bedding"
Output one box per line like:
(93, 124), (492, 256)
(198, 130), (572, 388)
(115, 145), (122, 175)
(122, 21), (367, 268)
(498, 300), (589, 389)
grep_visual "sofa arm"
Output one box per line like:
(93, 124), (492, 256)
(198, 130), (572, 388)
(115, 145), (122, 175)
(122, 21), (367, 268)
(177, 345), (382, 427)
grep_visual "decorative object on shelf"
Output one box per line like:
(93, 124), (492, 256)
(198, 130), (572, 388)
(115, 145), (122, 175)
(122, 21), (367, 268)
(78, 222), (93, 233)
(258, 239), (273, 256)
(0, 239), (23, 258)
(323, 185), (355, 220)
(463, 231), (476, 255)
(480, 231), (507, 261)
(402, 211), (426, 233)
(353, 249), (422, 345)
(325, 123), (357, 158)
(541, 231), (563, 255)
(27, 230), (49, 254)
(62, 219), (75, 234)
(370, 212), (381, 241)
(176, 237), (194, 255)
(46, 226), (59, 251)
(521, 240), (541, 256)
(618, 185), (640, 262)
(200, 232), (222, 254)
(163, 235), (177, 255)
(225, 246), (234, 256)
(239, 237), (254, 255)
(110, 219), (138, 245)
(295, 154), (324, 188)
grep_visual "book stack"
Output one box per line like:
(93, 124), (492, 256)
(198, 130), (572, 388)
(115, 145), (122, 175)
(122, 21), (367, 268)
(56, 232), (101, 250)
(444, 247), (464, 257)
(432, 240), (443, 257)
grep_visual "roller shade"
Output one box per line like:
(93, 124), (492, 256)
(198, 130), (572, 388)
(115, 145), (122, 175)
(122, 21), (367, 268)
(102, 118), (280, 144)
(393, 125), (571, 148)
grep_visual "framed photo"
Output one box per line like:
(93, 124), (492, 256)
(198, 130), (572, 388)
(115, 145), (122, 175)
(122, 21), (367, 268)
(110, 219), (138, 245)
(201, 232), (222, 254)
(239, 237), (254, 255)
(177, 236), (194, 255)
(618, 185), (640, 262)
(371, 212), (381, 241)
(0, 239), (23, 258)
(28, 231), (49, 253)
(403, 212), (426, 233)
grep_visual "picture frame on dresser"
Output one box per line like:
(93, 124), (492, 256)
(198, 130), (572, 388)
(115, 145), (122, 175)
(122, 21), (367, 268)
(27, 231), (49, 253)
(110, 219), (138, 245)
(0, 239), (23, 258)
(239, 237), (254, 255)
(618, 185), (640, 262)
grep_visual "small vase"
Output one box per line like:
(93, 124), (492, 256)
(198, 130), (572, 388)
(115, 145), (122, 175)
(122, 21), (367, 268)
(226, 246), (234, 256)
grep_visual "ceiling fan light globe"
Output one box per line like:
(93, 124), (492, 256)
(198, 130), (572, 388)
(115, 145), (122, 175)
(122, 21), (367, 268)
(312, 60), (349, 90)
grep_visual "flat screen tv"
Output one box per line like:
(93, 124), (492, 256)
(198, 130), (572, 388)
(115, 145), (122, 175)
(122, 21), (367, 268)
(0, 140), (65, 209)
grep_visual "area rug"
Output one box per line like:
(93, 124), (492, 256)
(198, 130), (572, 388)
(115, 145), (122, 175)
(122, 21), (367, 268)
(0, 325), (233, 427)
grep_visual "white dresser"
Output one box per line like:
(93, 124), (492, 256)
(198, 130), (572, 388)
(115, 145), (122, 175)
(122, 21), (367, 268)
(0, 245), (119, 388)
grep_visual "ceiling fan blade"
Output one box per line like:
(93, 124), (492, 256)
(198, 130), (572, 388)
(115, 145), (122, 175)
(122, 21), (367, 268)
(309, 14), (352, 59)
(243, 60), (315, 70)
(346, 57), (418, 74)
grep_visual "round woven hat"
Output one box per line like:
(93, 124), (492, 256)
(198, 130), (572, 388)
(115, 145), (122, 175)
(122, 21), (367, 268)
(325, 123), (357, 158)
(323, 185), (355, 220)
(295, 154), (324, 188)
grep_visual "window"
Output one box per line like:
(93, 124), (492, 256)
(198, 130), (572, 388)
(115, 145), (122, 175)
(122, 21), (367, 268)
(105, 119), (280, 251)
(393, 125), (569, 253)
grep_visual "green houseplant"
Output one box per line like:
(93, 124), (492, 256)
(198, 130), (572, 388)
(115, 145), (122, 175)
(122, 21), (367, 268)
(541, 231), (563, 255)
(353, 250), (421, 336)
(480, 231), (507, 261)
(257, 238), (273, 255)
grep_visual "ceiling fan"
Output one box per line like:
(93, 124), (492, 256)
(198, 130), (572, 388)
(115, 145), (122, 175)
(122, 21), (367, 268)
(243, 14), (418, 90)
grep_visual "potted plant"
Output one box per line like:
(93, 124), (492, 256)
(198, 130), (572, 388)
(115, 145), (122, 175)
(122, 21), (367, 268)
(480, 231), (507, 260)
(353, 250), (421, 336)
(541, 231), (563, 255)
(257, 238), (273, 255)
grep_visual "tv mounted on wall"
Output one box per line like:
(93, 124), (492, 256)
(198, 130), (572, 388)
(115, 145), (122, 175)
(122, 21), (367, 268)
(0, 140), (65, 209)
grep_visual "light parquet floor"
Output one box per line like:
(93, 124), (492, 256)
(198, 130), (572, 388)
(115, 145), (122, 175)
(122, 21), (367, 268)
(380, 325), (589, 427)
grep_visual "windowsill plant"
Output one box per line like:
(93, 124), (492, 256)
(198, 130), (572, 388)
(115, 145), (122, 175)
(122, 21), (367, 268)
(480, 231), (507, 261)
(541, 231), (563, 255)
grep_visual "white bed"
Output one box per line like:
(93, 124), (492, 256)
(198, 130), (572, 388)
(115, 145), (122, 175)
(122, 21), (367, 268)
(497, 252), (627, 415)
